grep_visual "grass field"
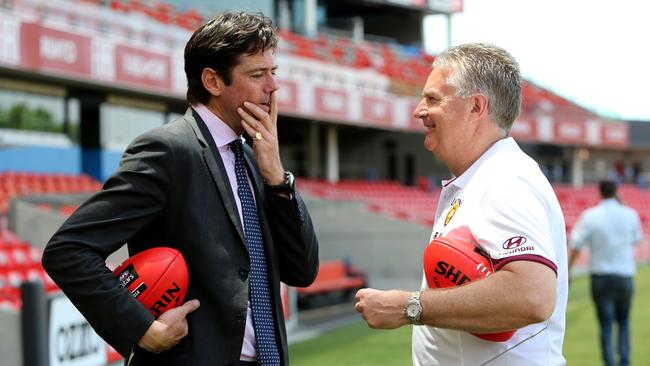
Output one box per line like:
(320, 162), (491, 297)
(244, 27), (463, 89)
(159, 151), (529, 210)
(289, 264), (650, 365)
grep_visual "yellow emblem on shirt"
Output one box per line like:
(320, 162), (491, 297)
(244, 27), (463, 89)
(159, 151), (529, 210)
(445, 199), (461, 226)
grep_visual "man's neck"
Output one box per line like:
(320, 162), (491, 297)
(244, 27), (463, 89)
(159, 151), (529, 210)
(449, 133), (506, 177)
(204, 101), (243, 135)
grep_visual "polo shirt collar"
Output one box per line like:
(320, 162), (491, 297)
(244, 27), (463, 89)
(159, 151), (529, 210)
(443, 137), (520, 189)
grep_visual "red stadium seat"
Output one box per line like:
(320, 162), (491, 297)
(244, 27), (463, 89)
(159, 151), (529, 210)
(59, 205), (80, 217)
(353, 49), (372, 69)
(296, 259), (366, 297)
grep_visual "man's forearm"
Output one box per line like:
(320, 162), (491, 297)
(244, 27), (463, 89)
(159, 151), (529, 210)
(420, 261), (557, 332)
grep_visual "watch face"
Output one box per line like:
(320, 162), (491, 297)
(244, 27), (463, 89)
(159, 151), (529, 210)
(407, 304), (421, 317)
(286, 171), (295, 186)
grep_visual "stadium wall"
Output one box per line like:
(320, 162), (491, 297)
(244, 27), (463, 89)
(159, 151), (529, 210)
(629, 121), (650, 149)
(0, 147), (80, 174)
(0, 309), (21, 366)
(0, 147), (122, 181)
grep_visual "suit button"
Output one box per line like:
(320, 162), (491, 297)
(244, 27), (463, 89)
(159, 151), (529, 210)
(239, 268), (249, 280)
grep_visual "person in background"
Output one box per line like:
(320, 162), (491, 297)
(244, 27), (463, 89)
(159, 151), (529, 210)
(569, 180), (642, 366)
(42, 11), (319, 366)
(354, 43), (568, 365)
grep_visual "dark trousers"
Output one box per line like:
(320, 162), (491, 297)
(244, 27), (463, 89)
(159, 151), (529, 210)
(591, 274), (634, 366)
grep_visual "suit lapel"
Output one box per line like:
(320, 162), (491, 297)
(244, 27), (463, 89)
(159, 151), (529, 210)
(185, 108), (246, 245)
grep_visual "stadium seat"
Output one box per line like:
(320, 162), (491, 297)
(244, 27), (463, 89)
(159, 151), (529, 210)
(59, 205), (80, 217)
(353, 49), (372, 69)
(297, 179), (649, 264)
(296, 259), (366, 297)
(0, 173), (101, 215)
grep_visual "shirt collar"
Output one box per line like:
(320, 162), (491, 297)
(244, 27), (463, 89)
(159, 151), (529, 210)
(192, 103), (243, 147)
(600, 198), (619, 206)
(444, 137), (520, 189)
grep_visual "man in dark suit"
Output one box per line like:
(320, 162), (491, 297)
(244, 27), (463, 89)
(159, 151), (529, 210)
(42, 11), (319, 366)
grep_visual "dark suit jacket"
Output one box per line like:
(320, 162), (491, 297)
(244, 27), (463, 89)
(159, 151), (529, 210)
(42, 108), (319, 366)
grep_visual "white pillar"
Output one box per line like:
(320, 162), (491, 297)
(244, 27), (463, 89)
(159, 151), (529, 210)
(307, 122), (320, 178)
(572, 147), (587, 188)
(278, 0), (291, 31)
(352, 16), (364, 43)
(304, 0), (317, 37)
(326, 125), (339, 183)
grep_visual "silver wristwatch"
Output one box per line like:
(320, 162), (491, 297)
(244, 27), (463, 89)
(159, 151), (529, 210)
(404, 291), (423, 325)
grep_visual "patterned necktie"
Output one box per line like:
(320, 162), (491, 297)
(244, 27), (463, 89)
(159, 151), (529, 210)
(230, 139), (281, 366)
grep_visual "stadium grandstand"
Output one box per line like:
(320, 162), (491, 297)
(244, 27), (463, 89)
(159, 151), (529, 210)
(1, 0), (649, 364)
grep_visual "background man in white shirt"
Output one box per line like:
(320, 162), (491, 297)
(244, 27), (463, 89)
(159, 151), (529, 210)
(569, 180), (642, 366)
(354, 43), (568, 365)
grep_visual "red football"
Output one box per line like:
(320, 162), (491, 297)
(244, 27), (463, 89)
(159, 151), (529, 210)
(112, 247), (188, 317)
(423, 237), (515, 342)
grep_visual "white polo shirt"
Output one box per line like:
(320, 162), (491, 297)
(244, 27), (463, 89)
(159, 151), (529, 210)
(412, 137), (568, 366)
(571, 198), (642, 276)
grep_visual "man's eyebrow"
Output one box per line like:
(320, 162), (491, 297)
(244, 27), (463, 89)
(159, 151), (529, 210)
(421, 89), (438, 98)
(247, 65), (278, 73)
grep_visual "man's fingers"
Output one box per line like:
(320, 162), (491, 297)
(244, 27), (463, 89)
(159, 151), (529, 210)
(354, 301), (363, 313)
(356, 288), (372, 301)
(355, 288), (372, 313)
(157, 299), (199, 324)
(270, 90), (277, 126)
(237, 107), (264, 131)
(238, 108), (272, 143)
(179, 299), (200, 315)
(241, 101), (268, 123)
(240, 117), (262, 136)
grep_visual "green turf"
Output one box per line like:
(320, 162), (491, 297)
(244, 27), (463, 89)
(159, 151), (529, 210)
(289, 321), (412, 366)
(289, 264), (650, 365)
(565, 264), (650, 365)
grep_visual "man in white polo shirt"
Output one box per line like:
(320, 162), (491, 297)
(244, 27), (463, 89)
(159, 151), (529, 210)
(355, 43), (568, 365)
(569, 180), (642, 366)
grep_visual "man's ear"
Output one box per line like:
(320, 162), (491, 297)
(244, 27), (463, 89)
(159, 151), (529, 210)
(470, 93), (489, 119)
(201, 68), (223, 97)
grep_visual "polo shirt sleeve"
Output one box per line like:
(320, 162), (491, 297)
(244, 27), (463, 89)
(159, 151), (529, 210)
(471, 177), (558, 274)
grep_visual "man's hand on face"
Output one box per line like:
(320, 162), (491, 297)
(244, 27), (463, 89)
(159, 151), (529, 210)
(237, 91), (285, 185)
(355, 288), (411, 329)
(137, 299), (200, 353)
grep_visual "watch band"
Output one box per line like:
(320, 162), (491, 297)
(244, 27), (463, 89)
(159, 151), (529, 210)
(405, 290), (423, 325)
(265, 171), (294, 194)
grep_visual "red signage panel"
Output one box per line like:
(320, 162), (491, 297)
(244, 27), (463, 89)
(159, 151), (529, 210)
(314, 87), (348, 119)
(115, 45), (171, 90)
(362, 96), (394, 126)
(20, 22), (91, 77)
(601, 123), (629, 147)
(277, 80), (298, 113)
(554, 120), (585, 144)
(510, 118), (537, 140)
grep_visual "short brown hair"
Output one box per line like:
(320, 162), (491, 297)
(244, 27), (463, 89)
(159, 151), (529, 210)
(184, 11), (278, 104)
